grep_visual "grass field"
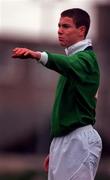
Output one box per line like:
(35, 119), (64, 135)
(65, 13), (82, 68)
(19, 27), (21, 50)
(0, 171), (109, 180)
(0, 154), (109, 180)
(0, 171), (47, 180)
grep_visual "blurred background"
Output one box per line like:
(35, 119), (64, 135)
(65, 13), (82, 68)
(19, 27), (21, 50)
(0, 0), (110, 179)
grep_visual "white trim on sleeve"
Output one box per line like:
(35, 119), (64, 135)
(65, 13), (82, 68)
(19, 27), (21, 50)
(39, 52), (48, 65)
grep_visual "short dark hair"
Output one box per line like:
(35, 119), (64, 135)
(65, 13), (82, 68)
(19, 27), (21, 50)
(61, 8), (90, 37)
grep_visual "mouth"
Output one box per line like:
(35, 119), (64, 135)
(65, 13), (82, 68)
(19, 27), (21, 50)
(58, 37), (64, 41)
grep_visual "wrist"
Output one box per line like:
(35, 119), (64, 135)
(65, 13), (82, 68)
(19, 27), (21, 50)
(34, 51), (41, 61)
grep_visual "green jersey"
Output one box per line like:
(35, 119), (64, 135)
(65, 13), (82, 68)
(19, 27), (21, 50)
(45, 47), (100, 137)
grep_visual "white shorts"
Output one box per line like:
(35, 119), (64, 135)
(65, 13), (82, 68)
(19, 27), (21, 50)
(48, 125), (102, 180)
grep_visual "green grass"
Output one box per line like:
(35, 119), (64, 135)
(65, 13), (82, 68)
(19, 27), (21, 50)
(0, 171), (109, 180)
(0, 171), (47, 180)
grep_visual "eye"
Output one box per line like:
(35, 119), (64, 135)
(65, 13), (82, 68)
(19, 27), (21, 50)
(62, 24), (71, 28)
(58, 24), (61, 28)
(58, 23), (72, 29)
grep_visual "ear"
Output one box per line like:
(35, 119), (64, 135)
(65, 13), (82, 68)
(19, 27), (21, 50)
(79, 26), (86, 37)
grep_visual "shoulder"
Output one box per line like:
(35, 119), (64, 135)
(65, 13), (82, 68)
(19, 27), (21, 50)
(74, 49), (96, 59)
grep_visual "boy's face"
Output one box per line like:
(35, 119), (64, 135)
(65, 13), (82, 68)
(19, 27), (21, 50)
(58, 16), (85, 48)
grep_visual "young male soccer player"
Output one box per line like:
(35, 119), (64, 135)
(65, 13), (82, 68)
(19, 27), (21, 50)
(12, 8), (102, 180)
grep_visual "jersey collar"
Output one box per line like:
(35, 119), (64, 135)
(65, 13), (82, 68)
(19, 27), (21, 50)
(65, 39), (92, 56)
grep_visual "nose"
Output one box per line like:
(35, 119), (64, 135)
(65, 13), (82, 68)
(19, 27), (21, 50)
(58, 27), (63, 35)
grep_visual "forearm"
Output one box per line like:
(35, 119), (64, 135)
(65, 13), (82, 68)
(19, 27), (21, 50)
(12, 48), (42, 60)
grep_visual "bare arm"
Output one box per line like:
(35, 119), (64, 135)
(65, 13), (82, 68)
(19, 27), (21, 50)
(12, 48), (41, 60)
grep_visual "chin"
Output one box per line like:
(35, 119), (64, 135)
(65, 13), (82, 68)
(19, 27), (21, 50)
(60, 43), (67, 47)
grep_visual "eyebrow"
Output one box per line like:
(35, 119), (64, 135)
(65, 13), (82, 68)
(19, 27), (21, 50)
(58, 23), (72, 27)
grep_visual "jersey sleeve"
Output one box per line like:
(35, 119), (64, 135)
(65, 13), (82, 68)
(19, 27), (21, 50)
(45, 51), (97, 82)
